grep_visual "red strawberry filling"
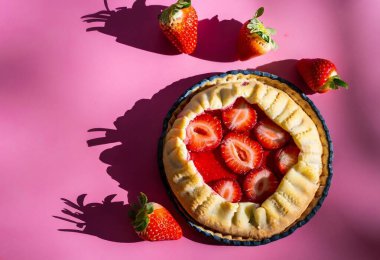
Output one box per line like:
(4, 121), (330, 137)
(190, 151), (237, 183)
(261, 150), (275, 169)
(210, 179), (242, 203)
(184, 98), (299, 203)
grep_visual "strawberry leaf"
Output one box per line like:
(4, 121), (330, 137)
(175, 0), (191, 9)
(329, 80), (338, 90)
(146, 203), (154, 214)
(255, 7), (264, 18)
(159, 0), (191, 25)
(135, 209), (146, 222)
(130, 193), (154, 232)
(262, 34), (270, 43)
(134, 218), (149, 232)
(333, 77), (349, 88)
(266, 27), (277, 35)
(247, 22), (258, 30)
(138, 192), (148, 206)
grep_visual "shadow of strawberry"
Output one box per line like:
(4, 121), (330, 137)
(54, 194), (140, 242)
(82, 0), (242, 62)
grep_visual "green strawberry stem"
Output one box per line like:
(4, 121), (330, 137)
(129, 192), (154, 232)
(254, 7), (264, 18)
(247, 7), (277, 49)
(325, 75), (349, 90)
(159, 0), (191, 24)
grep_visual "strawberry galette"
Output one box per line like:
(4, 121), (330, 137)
(160, 71), (332, 244)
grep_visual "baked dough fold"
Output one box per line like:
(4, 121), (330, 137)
(163, 74), (325, 239)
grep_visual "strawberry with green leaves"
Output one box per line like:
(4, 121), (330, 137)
(296, 58), (348, 93)
(129, 193), (182, 241)
(159, 0), (198, 54)
(237, 7), (277, 60)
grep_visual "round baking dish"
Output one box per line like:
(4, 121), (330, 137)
(158, 70), (333, 246)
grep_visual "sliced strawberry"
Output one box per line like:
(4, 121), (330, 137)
(253, 119), (290, 149)
(243, 168), (278, 203)
(190, 151), (237, 183)
(222, 98), (257, 132)
(275, 144), (300, 175)
(186, 114), (222, 152)
(221, 133), (263, 174)
(210, 179), (242, 203)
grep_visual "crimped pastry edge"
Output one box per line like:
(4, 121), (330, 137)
(161, 71), (331, 242)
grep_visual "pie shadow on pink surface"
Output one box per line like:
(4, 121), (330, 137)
(82, 0), (241, 62)
(55, 72), (221, 245)
(54, 61), (310, 245)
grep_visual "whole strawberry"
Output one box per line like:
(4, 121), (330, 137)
(159, 0), (198, 54)
(129, 193), (182, 241)
(296, 58), (348, 93)
(237, 7), (277, 60)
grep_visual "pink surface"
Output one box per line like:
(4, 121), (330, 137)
(1, 0), (380, 259)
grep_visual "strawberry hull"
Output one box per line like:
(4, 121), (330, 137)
(237, 7), (277, 60)
(237, 27), (272, 60)
(158, 70), (333, 246)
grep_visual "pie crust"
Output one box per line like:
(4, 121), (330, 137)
(161, 71), (332, 242)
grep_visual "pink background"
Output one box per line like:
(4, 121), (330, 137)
(1, 0), (379, 259)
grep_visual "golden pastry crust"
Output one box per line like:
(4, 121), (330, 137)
(162, 73), (326, 240)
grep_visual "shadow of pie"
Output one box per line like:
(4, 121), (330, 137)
(158, 70), (332, 245)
